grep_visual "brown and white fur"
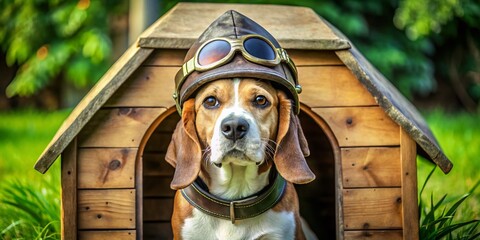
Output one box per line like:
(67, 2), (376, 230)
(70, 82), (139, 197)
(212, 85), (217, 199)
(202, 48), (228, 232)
(166, 78), (316, 240)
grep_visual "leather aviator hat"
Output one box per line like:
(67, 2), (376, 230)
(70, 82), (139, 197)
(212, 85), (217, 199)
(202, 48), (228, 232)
(174, 10), (302, 114)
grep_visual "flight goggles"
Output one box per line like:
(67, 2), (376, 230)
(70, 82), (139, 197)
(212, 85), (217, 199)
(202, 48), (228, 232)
(174, 35), (300, 105)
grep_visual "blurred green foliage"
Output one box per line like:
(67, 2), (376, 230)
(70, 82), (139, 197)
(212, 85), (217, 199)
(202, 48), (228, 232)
(0, 0), (127, 98)
(395, 0), (464, 40)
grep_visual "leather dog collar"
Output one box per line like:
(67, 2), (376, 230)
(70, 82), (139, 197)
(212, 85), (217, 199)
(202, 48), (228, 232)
(181, 170), (287, 224)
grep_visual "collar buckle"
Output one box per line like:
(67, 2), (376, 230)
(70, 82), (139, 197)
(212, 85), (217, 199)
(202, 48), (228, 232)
(229, 195), (258, 224)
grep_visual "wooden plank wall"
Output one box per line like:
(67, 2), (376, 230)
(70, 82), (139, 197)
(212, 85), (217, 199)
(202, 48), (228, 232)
(142, 113), (178, 239)
(296, 111), (337, 238)
(294, 50), (408, 240)
(74, 50), (180, 239)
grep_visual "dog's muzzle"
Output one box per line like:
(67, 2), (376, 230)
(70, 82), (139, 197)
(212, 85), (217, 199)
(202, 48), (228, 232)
(221, 116), (250, 142)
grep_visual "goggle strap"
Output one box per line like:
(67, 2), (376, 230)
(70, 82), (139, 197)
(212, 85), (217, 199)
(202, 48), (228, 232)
(183, 58), (195, 78)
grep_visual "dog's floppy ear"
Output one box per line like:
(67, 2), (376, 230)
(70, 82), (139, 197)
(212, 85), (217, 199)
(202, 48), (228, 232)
(165, 99), (202, 190)
(274, 92), (315, 184)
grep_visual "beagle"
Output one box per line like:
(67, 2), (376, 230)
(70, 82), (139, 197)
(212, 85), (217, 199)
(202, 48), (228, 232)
(166, 78), (316, 239)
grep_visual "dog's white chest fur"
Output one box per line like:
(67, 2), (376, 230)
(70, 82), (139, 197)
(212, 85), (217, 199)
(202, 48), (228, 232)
(181, 208), (295, 240)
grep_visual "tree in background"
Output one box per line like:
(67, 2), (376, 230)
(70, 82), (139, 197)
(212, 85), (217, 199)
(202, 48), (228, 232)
(0, 0), (127, 103)
(1, 0), (479, 111)
(395, 0), (480, 111)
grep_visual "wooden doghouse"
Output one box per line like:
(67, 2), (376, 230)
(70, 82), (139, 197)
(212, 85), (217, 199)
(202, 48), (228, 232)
(35, 3), (453, 240)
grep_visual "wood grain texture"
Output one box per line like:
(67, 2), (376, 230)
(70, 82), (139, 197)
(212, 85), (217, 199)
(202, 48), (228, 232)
(61, 139), (77, 240)
(35, 46), (153, 173)
(77, 148), (137, 189)
(400, 129), (419, 240)
(342, 147), (401, 188)
(336, 143), (346, 240)
(78, 230), (136, 240)
(78, 189), (136, 229)
(135, 147), (144, 240)
(344, 230), (402, 240)
(289, 50), (344, 66)
(78, 108), (166, 148)
(335, 49), (452, 173)
(298, 66), (377, 107)
(313, 107), (400, 147)
(142, 49), (186, 66)
(343, 188), (402, 230)
(138, 3), (350, 50)
(104, 67), (177, 108)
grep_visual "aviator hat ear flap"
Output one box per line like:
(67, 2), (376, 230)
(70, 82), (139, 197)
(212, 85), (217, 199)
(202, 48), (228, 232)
(165, 99), (202, 190)
(274, 92), (315, 184)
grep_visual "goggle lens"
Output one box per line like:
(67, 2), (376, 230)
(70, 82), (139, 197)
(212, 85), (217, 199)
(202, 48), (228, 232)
(198, 40), (231, 66)
(243, 37), (276, 60)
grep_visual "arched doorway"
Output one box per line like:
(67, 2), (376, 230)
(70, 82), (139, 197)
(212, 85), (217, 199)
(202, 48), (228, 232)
(297, 106), (340, 238)
(137, 106), (339, 239)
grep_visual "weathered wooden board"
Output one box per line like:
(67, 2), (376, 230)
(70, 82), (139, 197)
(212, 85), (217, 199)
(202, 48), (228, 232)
(341, 147), (401, 188)
(143, 152), (175, 176)
(336, 49), (452, 173)
(298, 66), (377, 107)
(344, 230), (402, 240)
(34, 47), (153, 173)
(143, 176), (176, 197)
(78, 189), (136, 229)
(313, 107), (400, 147)
(139, 3), (350, 50)
(143, 222), (173, 239)
(290, 50), (344, 66)
(61, 139), (77, 240)
(143, 49), (186, 66)
(343, 188), (402, 230)
(78, 108), (166, 147)
(400, 129), (419, 240)
(143, 198), (174, 221)
(105, 67), (177, 108)
(78, 148), (137, 189)
(78, 230), (136, 240)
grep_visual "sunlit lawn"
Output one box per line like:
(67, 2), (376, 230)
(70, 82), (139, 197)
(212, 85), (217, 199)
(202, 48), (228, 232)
(0, 110), (67, 239)
(418, 110), (480, 222)
(0, 109), (478, 238)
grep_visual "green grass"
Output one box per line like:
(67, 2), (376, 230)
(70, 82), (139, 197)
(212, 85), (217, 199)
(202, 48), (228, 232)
(0, 109), (68, 239)
(0, 109), (478, 238)
(418, 110), (480, 224)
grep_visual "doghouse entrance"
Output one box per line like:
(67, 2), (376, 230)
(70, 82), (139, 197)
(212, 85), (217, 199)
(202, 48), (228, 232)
(140, 108), (337, 239)
(141, 111), (179, 239)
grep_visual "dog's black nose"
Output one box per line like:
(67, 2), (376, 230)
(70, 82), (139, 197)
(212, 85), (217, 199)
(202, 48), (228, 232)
(221, 117), (249, 141)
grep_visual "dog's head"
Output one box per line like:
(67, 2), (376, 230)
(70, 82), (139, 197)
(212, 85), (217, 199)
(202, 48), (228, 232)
(165, 78), (315, 190)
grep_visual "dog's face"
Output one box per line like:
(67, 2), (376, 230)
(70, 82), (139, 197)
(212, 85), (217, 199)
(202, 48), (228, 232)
(194, 78), (278, 167)
(166, 78), (315, 190)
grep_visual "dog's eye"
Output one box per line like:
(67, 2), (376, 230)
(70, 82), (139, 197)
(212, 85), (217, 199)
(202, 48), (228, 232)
(203, 96), (219, 109)
(254, 95), (269, 107)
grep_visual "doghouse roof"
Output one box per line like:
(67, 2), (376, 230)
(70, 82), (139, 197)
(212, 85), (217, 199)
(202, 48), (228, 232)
(34, 3), (452, 174)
